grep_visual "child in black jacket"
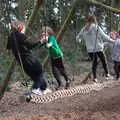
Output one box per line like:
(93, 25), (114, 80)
(7, 21), (51, 95)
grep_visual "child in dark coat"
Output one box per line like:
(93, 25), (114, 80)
(35, 26), (71, 89)
(7, 21), (51, 95)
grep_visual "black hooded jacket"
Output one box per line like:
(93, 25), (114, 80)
(7, 31), (38, 63)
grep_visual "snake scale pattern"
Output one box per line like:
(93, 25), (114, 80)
(24, 80), (120, 104)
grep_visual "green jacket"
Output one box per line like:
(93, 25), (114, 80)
(33, 36), (63, 59)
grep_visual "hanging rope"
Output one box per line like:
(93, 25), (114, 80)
(20, 78), (120, 103)
(12, 23), (28, 86)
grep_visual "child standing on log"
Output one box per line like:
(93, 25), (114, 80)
(76, 14), (115, 82)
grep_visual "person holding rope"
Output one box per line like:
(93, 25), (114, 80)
(7, 21), (52, 95)
(34, 26), (72, 90)
(76, 14), (115, 82)
(104, 30), (120, 80)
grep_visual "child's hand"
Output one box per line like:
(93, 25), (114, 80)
(46, 43), (52, 48)
(37, 39), (43, 43)
(37, 36), (48, 44)
(38, 35), (48, 43)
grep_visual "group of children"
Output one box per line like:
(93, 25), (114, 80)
(7, 14), (120, 95)
(76, 14), (120, 82)
(7, 21), (71, 95)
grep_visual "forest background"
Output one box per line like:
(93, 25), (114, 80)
(0, 0), (120, 90)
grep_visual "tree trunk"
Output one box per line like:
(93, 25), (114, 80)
(0, 58), (16, 100)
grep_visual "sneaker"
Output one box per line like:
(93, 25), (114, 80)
(105, 74), (113, 80)
(116, 77), (120, 81)
(31, 88), (43, 95)
(93, 78), (98, 83)
(65, 81), (71, 89)
(43, 88), (52, 95)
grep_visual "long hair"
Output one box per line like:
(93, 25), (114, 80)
(86, 14), (97, 24)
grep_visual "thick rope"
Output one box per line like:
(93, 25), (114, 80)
(23, 80), (120, 104)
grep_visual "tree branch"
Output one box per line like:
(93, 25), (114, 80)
(25, 0), (43, 34)
(87, 0), (120, 14)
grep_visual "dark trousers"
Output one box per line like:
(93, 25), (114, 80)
(88, 51), (109, 79)
(114, 61), (120, 80)
(21, 55), (47, 91)
(51, 57), (70, 87)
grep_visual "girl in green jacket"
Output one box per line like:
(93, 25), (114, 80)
(36, 26), (71, 90)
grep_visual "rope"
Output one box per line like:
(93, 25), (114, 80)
(20, 79), (120, 104)
(12, 31), (28, 86)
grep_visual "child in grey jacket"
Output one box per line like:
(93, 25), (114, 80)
(76, 14), (115, 82)
(104, 31), (120, 80)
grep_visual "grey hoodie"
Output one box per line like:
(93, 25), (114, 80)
(76, 23), (115, 53)
(104, 38), (120, 62)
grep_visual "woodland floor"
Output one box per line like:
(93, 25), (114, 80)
(0, 62), (120, 120)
